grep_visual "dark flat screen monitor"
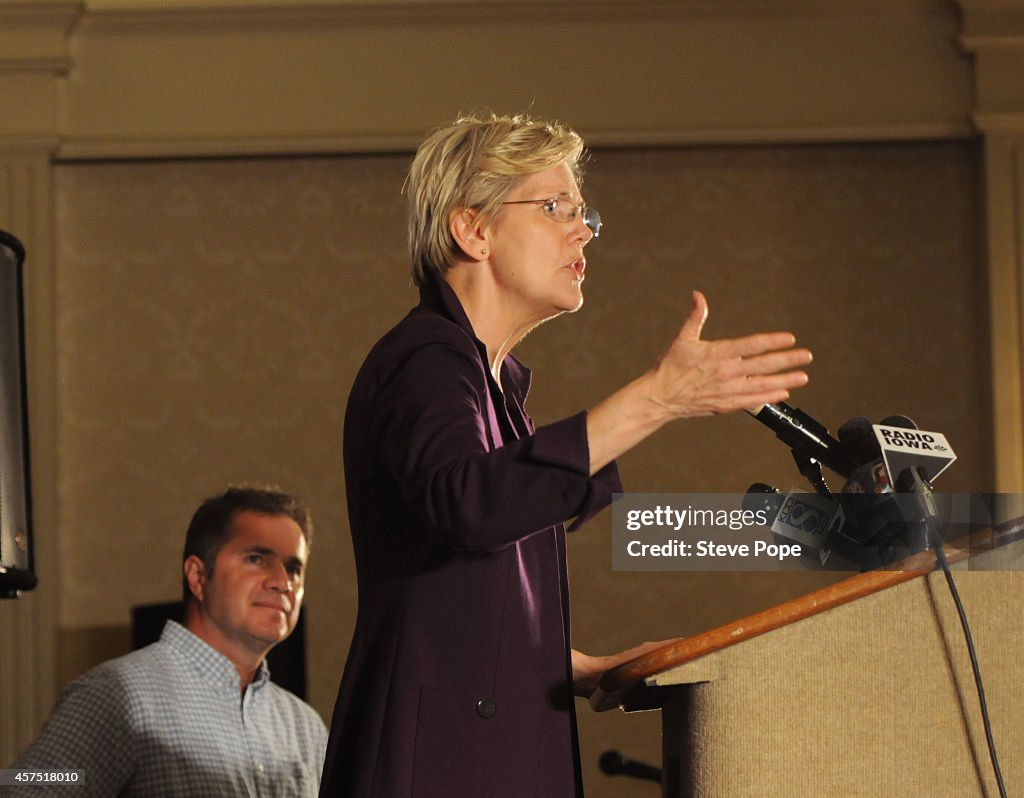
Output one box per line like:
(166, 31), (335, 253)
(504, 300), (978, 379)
(0, 230), (35, 597)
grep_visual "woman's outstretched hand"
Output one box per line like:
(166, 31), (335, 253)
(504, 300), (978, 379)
(647, 290), (811, 418)
(586, 290), (812, 474)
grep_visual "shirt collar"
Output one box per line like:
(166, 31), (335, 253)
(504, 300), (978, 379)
(160, 620), (270, 693)
(419, 274), (533, 405)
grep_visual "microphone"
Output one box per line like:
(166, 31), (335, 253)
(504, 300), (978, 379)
(742, 482), (840, 555)
(837, 415), (932, 550)
(742, 482), (884, 570)
(745, 413), (957, 566)
(741, 482), (783, 517)
(836, 416), (876, 469)
(747, 402), (854, 478)
(598, 750), (661, 783)
(838, 414), (916, 495)
(871, 416), (956, 552)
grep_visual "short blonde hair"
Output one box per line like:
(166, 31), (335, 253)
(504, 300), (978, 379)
(406, 113), (585, 286)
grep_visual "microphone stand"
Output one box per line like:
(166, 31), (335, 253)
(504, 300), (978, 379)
(894, 466), (938, 553)
(790, 449), (833, 499)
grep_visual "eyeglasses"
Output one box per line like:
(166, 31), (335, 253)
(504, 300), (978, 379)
(501, 197), (602, 239)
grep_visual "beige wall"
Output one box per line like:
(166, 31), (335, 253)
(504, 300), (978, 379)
(50, 140), (987, 793)
(3, 1), (1024, 795)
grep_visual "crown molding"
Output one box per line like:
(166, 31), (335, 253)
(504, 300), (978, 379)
(0, 135), (62, 155)
(0, 0), (973, 159)
(72, 0), (954, 35)
(0, 2), (81, 74)
(961, 35), (1024, 49)
(0, 3), (81, 147)
(0, 1), (82, 26)
(56, 132), (422, 159)
(55, 121), (977, 162)
(974, 111), (1024, 132)
(959, 0), (1024, 41)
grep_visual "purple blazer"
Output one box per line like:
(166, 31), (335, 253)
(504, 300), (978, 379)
(319, 277), (621, 797)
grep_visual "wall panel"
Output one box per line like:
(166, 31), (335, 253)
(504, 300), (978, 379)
(52, 140), (986, 795)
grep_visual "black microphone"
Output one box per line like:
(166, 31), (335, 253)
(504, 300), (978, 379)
(836, 415), (921, 550)
(847, 415), (956, 553)
(876, 416), (950, 552)
(598, 750), (661, 783)
(747, 402), (854, 478)
(742, 482), (783, 517)
(838, 414), (916, 495)
(742, 482), (890, 570)
(837, 416), (876, 470)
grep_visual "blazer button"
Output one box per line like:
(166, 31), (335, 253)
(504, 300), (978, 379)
(476, 698), (497, 719)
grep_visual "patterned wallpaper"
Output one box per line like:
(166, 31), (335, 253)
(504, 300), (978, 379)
(53, 141), (986, 794)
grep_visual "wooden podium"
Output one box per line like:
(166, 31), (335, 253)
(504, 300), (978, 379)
(591, 532), (1024, 797)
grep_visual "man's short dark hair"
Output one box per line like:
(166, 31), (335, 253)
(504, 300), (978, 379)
(181, 486), (313, 604)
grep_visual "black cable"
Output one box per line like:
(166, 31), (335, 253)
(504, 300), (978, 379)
(931, 531), (1008, 798)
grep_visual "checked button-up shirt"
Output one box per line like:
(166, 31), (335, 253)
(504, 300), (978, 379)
(5, 621), (327, 797)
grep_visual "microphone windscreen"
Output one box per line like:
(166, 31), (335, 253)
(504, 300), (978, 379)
(837, 417), (876, 466)
(743, 483), (782, 515)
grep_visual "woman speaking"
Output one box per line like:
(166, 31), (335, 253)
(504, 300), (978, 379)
(320, 113), (811, 797)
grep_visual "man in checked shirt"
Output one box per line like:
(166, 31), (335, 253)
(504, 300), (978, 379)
(5, 486), (328, 797)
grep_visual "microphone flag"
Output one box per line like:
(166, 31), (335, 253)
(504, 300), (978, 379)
(872, 424), (957, 485)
